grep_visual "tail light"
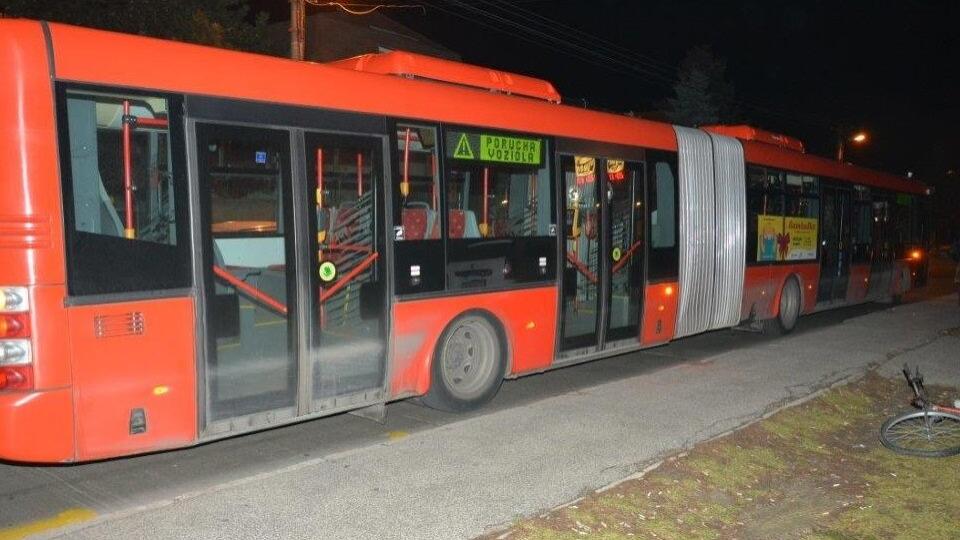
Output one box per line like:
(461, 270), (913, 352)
(0, 286), (33, 391)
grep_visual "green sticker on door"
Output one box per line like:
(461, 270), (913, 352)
(612, 247), (622, 262)
(319, 261), (337, 282)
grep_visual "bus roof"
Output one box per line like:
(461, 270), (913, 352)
(5, 19), (926, 195)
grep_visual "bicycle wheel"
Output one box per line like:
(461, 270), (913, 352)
(879, 410), (960, 458)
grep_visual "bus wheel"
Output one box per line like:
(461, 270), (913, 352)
(422, 313), (505, 412)
(764, 276), (802, 335)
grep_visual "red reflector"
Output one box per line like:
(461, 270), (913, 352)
(0, 365), (33, 391)
(0, 313), (29, 338)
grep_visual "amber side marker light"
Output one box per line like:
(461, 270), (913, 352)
(909, 249), (922, 260)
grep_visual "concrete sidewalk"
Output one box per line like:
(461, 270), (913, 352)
(47, 297), (960, 540)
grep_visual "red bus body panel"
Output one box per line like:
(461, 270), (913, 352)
(391, 287), (557, 398)
(640, 282), (679, 346)
(67, 298), (197, 461)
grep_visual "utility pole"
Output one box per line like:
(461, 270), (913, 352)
(290, 0), (305, 60)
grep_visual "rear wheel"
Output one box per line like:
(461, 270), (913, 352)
(764, 276), (802, 335)
(880, 410), (960, 457)
(422, 314), (505, 412)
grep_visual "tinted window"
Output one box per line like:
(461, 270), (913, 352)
(59, 87), (190, 295)
(443, 128), (556, 291)
(646, 150), (679, 281)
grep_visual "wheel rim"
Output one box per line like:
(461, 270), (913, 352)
(780, 280), (800, 330)
(882, 411), (960, 456)
(439, 317), (499, 401)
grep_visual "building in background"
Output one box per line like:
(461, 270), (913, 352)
(287, 10), (459, 62)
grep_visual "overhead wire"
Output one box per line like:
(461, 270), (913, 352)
(428, 0), (839, 129)
(304, 1), (426, 15)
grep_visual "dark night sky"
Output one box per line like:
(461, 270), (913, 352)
(272, 1), (960, 179)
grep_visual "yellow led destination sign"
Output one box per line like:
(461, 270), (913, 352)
(448, 130), (543, 165)
(480, 134), (541, 165)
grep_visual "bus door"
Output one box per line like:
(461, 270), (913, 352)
(817, 185), (852, 303)
(604, 161), (645, 347)
(867, 198), (894, 298)
(559, 154), (645, 354)
(197, 123), (301, 426)
(305, 133), (387, 407)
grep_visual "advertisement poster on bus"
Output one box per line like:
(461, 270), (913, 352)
(783, 217), (818, 260)
(757, 214), (818, 261)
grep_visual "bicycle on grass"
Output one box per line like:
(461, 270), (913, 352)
(879, 364), (960, 458)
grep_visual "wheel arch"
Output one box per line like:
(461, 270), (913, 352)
(422, 308), (512, 395)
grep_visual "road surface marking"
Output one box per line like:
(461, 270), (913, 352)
(0, 508), (97, 540)
(387, 430), (409, 442)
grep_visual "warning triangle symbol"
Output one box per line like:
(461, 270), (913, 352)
(454, 133), (475, 159)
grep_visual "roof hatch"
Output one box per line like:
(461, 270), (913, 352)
(326, 50), (562, 104)
(703, 125), (805, 153)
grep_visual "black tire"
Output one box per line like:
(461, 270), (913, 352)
(421, 313), (505, 412)
(763, 276), (802, 335)
(879, 410), (960, 458)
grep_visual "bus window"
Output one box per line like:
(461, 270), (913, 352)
(58, 87), (190, 295)
(443, 128), (556, 290)
(392, 123), (443, 295)
(647, 151), (679, 281)
(394, 124), (440, 241)
(851, 186), (873, 264)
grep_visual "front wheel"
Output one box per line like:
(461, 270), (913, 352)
(422, 314), (505, 412)
(879, 410), (960, 458)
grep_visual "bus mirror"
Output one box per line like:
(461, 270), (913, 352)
(563, 267), (577, 299)
(359, 281), (382, 320)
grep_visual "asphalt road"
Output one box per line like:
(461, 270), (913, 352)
(2, 255), (957, 539)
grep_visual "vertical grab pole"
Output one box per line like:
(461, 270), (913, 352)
(481, 166), (490, 237)
(430, 153), (438, 210)
(317, 148), (325, 329)
(122, 100), (135, 239)
(400, 128), (411, 198)
(357, 152), (363, 197)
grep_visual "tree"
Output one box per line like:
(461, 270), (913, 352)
(665, 45), (737, 127)
(0, 0), (280, 55)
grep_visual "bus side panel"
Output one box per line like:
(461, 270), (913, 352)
(742, 265), (773, 319)
(640, 282), (678, 346)
(390, 287), (557, 398)
(0, 388), (74, 462)
(68, 297), (197, 460)
(847, 264), (871, 303)
(0, 21), (66, 286)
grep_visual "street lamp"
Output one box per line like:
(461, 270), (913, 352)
(836, 130), (868, 162)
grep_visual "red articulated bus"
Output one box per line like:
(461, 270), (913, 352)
(0, 20), (929, 462)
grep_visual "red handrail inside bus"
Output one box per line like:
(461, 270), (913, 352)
(612, 240), (643, 274)
(565, 251), (598, 284)
(212, 265), (288, 316)
(319, 252), (379, 303)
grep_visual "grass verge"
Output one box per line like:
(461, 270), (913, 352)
(478, 372), (960, 540)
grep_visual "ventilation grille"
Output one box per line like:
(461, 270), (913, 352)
(94, 312), (145, 338)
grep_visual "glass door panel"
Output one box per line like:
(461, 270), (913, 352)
(198, 123), (298, 422)
(606, 161), (645, 342)
(817, 186), (839, 303)
(560, 155), (601, 350)
(306, 133), (386, 402)
(833, 189), (852, 301)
